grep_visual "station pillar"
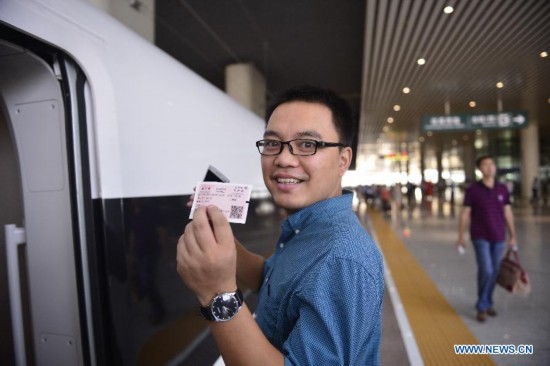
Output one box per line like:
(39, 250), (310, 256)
(89, 0), (155, 43)
(520, 120), (540, 201)
(225, 63), (266, 117)
(462, 139), (476, 184)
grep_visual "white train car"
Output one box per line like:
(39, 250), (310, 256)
(0, 1), (270, 365)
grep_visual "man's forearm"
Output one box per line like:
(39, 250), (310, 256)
(504, 206), (516, 242)
(235, 239), (265, 292)
(457, 207), (470, 241)
(211, 304), (284, 366)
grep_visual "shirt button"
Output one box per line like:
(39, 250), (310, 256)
(294, 229), (300, 234)
(279, 242), (285, 248)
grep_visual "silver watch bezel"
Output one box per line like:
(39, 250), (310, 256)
(203, 289), (243, 322)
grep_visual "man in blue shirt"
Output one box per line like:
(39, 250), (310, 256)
(177, 85), (384, 365)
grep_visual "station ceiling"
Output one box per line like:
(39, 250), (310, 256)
(155, 0), (550, 156)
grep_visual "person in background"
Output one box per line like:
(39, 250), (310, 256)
(457, 155), (517, 322)
(531, 177), (541, 205)
(406, 181), (416, 208)
(177, 85), (384, 364)
(542, 178), (549, 206)
(379, 185), (391, 214)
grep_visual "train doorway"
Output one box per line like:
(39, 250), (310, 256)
(0, 39), (86, 366)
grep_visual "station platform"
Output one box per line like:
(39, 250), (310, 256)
(365, 198), (550, 366)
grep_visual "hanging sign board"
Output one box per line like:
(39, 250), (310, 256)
(421, 111), (528, 132)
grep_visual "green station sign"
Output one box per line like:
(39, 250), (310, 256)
(422, 111), (528, 132)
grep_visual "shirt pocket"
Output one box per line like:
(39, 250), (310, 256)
(255, 268), (281, 337)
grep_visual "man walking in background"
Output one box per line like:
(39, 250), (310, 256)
(457, 155), (517, 322)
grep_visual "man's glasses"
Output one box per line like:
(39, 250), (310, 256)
(256, 139), (347, 156)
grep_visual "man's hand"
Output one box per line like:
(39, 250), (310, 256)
(507, 236), (517, 250)
(456, 239), (466, 254)
(503, 205), (517, 250)
(457, 206), (470, 254)
(177, 205), (237, 306)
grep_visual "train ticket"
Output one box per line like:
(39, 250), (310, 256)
(189, 182), (252, 224)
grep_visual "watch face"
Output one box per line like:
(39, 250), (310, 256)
(211, 293), (239, 321)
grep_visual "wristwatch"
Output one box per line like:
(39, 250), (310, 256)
(200, 289), (244, 322)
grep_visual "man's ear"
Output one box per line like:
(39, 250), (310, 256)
(339, 147), (353, 176)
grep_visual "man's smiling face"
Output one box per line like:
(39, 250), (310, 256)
(261, 101), (352, 213)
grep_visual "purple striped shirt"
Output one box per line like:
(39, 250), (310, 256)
(463, 181), (510, 242)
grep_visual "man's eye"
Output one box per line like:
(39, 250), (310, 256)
(298, 140), (315, 148)
(266, 140), (281, 147)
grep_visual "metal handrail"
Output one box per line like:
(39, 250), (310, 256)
(5, 224), (27, 366)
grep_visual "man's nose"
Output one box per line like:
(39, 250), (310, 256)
(274, 143), (299, 166)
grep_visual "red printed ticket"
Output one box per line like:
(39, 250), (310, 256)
(189, 182), (252, 224)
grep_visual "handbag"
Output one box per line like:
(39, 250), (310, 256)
(497, 248), (531, 295)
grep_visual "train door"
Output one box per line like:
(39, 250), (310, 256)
(0, 37), (91, 365)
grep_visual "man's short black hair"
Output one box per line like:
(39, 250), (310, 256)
(265, 85), (354, 147)
(476, 155), (494, 168)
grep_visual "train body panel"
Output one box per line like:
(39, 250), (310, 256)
(1, 0), (266, 199)
(1, 1), (271, 365)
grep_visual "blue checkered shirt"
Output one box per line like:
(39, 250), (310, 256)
(255, 191), (384, 365)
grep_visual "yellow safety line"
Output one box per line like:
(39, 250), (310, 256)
(368, 209), (494, 366)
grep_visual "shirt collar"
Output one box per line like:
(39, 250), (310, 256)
(281, 190), (354, 234)
(478, 180), (496, 190)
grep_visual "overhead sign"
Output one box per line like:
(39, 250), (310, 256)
(422, 111), (528, 132)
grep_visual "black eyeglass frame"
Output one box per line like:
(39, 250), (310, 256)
(255, 139), (348, 156)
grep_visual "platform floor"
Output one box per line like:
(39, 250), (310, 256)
(368, 198), (550, 366)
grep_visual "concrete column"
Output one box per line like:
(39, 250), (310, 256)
(436, 142), (443, 185)
(463, 140), (476, 184)
(520, 120), (540, 201)
(435, 142), (445, 216)
(420, 141), (426, 183)
(225, 63), (266, 117)
(86, 0), (155, 42)
(87, 0), (108, 11)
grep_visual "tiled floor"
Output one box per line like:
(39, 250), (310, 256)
(382, 198), (550, 366)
